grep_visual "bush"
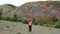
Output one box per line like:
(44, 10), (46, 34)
(55, 22), (60, 28)
(0, 17), (2, 20)
(0, 8), (2, 20)
(6, 17), (11, 21)
(32, 17), (38, 25)
(16, 32), (21, 34)
(12, 14), (18, 22)
(46, 24), (51, 27)
(52, 16), (58, 22)
(18, 19), (22, 22)
(22, 19), (28, 24)
(37, 18), (47, 26)
(2, 14), (22, 22)
(33, 22), (38, 25)
(6, 26), (9, 28)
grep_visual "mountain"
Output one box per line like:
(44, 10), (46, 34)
(12, 1), (60, 20)
(0, 4), (16, 18)
(0, 1), (60, 20)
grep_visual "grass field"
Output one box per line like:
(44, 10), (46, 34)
(0, 20), (60, 34)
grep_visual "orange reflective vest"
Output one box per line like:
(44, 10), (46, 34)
(28, 21), (32, 26)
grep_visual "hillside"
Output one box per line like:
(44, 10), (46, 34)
(4, 1), (60, 20)
(0, 1), (60, 29)
(0, 2), (60, 19)
(0, 1), (60, 34)
(0, 20), (60, 34)
(0, 4), (17, 18)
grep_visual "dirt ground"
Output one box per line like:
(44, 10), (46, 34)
(0, 20), (60, 34)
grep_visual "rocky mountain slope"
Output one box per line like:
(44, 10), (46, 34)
(12, 1), (60, 20)
(0, 4), (16, 18)
(0, 1), (60, 20)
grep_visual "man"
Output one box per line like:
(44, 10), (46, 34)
(28, 18), (32, 32)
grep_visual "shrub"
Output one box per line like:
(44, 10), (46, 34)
(0, 8), (2, 20)
(2, 14), (22, 22)
(32, 17), (38, 25)
(37, 18), (46, 26)
(18, 19), (22, 22)
(52, 16), (58, 22)
(16, 32), (21, 34)
(16, 17), (22, 22)
(12, 14), (18, 22)
(6, 17), (11, 21)
(22, 19), (28, 24)
(33, 22), (38, 25)
(55, 22), (60, 28)
(6, 26), (9, 28)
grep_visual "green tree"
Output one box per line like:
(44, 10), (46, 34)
(17, 17), (22, 22)
(37, 18), (47, 26)
(52, 16), (58, 24)
(0, 8), (2, 20)
(6, 17), (11, 21)
(16, 32), (21, 34)
(32, 17), (38, 25)
(55, 22), (60, 28)
(22, 19), (28, 24)
(12, 14), (18, 22)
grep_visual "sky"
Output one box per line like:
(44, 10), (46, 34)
(0, 0), (59, 6)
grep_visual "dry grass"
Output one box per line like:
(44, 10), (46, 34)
(0, 20), (60, 34)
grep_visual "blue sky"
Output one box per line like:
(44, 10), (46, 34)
(0, 0), (59, 6)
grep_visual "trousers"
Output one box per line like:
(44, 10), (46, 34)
(29, 26), (32, 32)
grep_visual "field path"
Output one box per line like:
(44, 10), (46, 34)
(0, 20), (60, 34)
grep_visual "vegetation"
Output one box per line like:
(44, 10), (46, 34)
(16, 32), (21, 34)
(6, 17), (11, 21)
(5, 14), (22, 22)
(5, 4), (15, 8)
(55, 22), (60, 28)
(12, 14), (18, 22)
(52, 16), (58, 22)
(32, 17), (38, 25)
(0, 12), (60, 28)
(32, 17), (48, 26)
(6, 26), (9, 28)
(0, 8), (3, 20)
(22, 19), (28, 24)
